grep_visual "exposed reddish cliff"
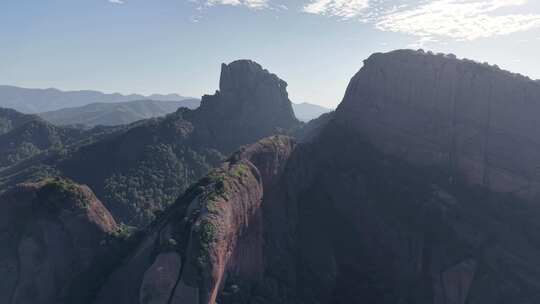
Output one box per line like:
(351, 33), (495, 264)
(0, 178), (121, 304)
(337, 49), (540, 199)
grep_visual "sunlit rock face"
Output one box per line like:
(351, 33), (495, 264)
(337, 49), (540, 199)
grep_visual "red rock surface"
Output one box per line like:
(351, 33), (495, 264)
(0, 179), (119, 304)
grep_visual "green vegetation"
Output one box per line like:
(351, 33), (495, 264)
(231, 163), (250, 179)
(36, 177), (89, 211)
(112, 223), (137, 241)
(102, 144), (224, 225)
(196, 218), (219, 270)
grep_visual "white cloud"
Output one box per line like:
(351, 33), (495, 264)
(108, 0), (124, 4)
(376, 0), (540, 41)
(205, 0), (269, 9)
(303, 0), (370, 19)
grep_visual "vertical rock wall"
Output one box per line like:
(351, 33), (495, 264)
(337, 49), (540, 199)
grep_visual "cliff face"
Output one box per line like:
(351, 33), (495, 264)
(283, 121), (540, 303)
(190, 60), (299, 153)
(92, 136), (296, 304)
(0, 178), (124, 304)
(337, 49), (540, 199)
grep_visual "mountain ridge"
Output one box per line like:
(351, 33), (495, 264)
(38, 99), (200, 127)
(0, 85), (194, 113)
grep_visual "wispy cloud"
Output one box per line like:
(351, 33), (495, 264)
(301, 0), (540, 42)
(108, 0), (124, 4)
(375, 0), (540, 41)
(303, 0), (370, 19)
(376, 0), (540, 41)
(205, 0), (269, 9)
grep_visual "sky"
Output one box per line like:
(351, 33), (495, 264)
(2, 0), (540, 108)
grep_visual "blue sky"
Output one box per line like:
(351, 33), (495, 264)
(2, 0), (540, 108)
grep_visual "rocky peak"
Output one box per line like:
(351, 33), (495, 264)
(201, 60), (294, 117)
(194, 60), (299, 153)
(219, 60), (288, 93)
(336, 49), (540, 199)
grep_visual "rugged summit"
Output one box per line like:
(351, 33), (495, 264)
(337, 49), (540, 199)
(192, 60), (298, 153)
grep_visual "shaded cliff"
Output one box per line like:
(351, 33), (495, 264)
(283, 120), (540, 303)
(337, 49), (540, 199)
(0, 178), (132, 304)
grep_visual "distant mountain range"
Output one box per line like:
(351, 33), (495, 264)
(292, 102), (332, 122)
(0, 85), (193, 113)
(0, 85), (330, 124)
(38, 99), (200, 127)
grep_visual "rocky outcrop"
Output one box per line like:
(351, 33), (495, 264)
(337, 49), (540, 199)
(92, 136), (296, 304)
(0, 178), (123, 304)
(190, 60), (299, 153)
